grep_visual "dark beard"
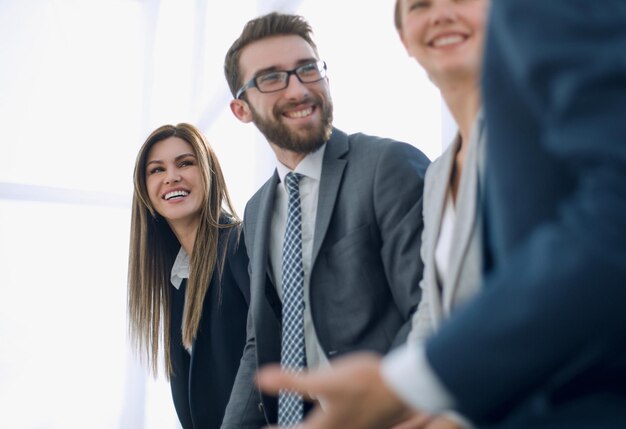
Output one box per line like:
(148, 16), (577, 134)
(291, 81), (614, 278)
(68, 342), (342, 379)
(250, 94), (333, 155)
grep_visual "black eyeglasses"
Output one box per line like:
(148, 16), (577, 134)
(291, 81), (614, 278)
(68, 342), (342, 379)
(235, 60), (327, 99)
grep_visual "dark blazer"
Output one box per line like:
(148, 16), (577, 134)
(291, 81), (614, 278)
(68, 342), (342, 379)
(169, 226), (250, 429)
(425, 1), (626, 428)
(221, 127), (430, 428)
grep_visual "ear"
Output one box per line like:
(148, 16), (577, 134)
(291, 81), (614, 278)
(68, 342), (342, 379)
(230, 99), (253, 123)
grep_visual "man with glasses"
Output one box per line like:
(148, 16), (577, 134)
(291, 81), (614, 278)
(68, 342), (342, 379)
(221, 12), (430, 429)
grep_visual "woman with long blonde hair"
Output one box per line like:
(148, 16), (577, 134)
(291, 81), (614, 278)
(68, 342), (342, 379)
(127, 123), (250, 429)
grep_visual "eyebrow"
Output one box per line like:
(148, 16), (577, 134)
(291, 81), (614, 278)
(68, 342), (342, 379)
(146, 152), (197, 166)
(252, 57), (318, 77)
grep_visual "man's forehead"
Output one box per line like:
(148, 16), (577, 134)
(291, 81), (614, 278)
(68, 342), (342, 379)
(239, 34), (318, 78)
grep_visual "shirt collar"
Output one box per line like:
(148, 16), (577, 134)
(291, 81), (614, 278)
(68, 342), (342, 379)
(170, 247), (190, 289)
(276, 143), (326, 186)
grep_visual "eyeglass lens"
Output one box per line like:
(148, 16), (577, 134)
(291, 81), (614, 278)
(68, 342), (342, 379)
(256, 62), (325, 93)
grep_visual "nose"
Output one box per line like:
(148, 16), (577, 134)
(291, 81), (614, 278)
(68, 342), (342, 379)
(283, 72), (310, 100)
(164, 170), (181, 184)
(430, 1), (457, 25)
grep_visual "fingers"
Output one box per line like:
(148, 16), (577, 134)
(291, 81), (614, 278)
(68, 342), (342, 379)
(261, 406), (326, 429)
(257, 364), (326, 399)
(296, 405), (332, 429)
(256, 353), (397, 429)
(390, 413), (433, 429)
(423, 416), (463, 429)
(256, 364), (293, 395)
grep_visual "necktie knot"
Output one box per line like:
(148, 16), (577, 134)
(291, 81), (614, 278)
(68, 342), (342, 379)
(285, 172), (302, 195)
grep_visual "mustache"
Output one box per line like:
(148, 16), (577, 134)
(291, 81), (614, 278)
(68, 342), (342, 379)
(275, 95), (323, 115)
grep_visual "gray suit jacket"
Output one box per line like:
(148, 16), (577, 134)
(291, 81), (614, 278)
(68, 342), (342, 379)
(409, 116), (486, 344)
(221, 127), (430, 428)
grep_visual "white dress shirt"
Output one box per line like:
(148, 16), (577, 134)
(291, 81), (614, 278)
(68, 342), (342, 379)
(170, 246), (190, 354)
(434, 192), (456, 287)
(170, 246), (190, 289)
(270, 144), (330, 370)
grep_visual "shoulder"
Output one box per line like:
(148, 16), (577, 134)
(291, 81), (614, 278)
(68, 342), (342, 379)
(218, 224), (250, 297)
(344, 130), (431, 169)
(218, 222), (244, 258)
(347, 131), (423, 152)
(244, 172), (277, 218)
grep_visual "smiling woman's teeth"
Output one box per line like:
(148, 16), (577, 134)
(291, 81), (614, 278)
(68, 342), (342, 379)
(433, 35), (465, 47)
(165, 190), (189, 200)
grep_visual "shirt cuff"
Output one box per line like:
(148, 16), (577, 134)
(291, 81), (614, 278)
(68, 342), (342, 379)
(380, 342), (455, 414)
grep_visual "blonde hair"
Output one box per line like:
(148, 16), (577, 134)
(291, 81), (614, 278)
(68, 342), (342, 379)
(127, 123), (240, 377)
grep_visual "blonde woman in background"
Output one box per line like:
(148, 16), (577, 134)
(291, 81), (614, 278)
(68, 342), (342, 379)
(127, 123), (250, 429)
(392, 0), (489, 428)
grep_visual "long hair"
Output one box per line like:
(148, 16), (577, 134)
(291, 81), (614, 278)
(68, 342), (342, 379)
(224, 12), (319, 97)
(127, 122), (240, 378)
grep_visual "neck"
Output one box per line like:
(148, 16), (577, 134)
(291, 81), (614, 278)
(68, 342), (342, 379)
(438, 78), (481, 143)
(438, 78), (481, 203)
(168, 219), (199, 256)
(270, 143), (307, 170)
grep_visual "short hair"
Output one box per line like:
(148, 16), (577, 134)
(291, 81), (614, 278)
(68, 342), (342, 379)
(224, 12), (319, 97)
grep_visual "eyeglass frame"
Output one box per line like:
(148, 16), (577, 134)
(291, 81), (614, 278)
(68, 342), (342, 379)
(235, 60), (327, 99)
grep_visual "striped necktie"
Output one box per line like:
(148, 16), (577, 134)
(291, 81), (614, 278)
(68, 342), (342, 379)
(278, 172), (306, 427)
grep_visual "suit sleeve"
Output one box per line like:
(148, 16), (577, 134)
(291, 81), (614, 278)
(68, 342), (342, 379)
(408, 249), (436, 345)
(221, 213), (266, 429)
(407, 163), (439, 345)
(373, 141), (430, 347)
(225, 225), (251, 305)
(221, 308), (265, 429)
(425, 0), (626, 423)
(407, 280), (434, 345)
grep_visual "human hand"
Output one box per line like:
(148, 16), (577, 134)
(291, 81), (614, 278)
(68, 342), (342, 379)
(421, 415), (464, 429)
(389, 411), (433, 429)
(256, 352), (420, 429)
(391, 413), (465, 429)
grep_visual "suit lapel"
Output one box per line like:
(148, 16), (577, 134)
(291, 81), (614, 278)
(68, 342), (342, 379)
(444, 121), (484, 312)
(249, 171), (283, 372)
(250, 171), (280, 315)
(311, 128), (348, 267)
(425, 139), (458, 327)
